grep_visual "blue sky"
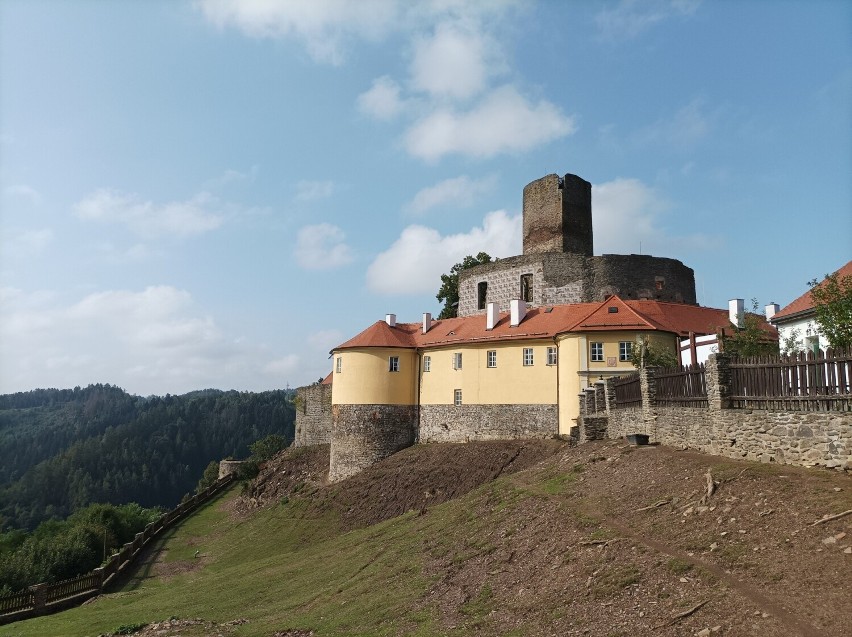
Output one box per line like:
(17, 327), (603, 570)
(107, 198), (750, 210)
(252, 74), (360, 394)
(1, 0), (850, 395)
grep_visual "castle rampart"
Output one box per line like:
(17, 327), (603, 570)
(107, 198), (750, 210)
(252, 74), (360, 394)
(294, 383), (332, 447)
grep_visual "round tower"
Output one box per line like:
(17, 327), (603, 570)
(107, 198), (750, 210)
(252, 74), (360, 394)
(522, 173), (593, 257)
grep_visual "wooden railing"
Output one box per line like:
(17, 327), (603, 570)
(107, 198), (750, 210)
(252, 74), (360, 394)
(730, 348), (852, 410)
(0, 474), (235, 625)
(612, 372), (641, 408)
(656, 363), (708, 408)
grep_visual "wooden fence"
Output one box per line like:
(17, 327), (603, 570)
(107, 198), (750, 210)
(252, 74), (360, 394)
(655, 363), (708, 408)
(0, 474), (235, 625)
(730, 347), (852, 410)
(612, 372), (641, 408)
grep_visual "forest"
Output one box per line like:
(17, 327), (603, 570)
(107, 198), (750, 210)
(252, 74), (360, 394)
(0, 384), (295, 531)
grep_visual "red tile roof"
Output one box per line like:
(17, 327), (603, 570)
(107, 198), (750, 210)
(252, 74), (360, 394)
(321, 372), (333, 385)
(772, 260), (852, 322)
(332, 296), (761, 351)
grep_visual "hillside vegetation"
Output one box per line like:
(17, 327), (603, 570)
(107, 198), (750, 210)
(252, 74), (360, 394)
(0, 385), (294, 530)
(6, 439), (851, 637)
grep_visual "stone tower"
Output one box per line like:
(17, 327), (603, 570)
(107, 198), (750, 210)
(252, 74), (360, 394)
(522, 173), (593, 256)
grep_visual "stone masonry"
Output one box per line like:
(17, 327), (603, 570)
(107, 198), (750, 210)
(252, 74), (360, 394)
(294, 383), (332, 447)
(419, 404), (558, 443)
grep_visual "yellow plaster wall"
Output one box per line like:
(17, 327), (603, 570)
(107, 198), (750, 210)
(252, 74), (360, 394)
(419, 340), (557, 405)
(556, 335), (581, 435)
(331, 348), (418, 405)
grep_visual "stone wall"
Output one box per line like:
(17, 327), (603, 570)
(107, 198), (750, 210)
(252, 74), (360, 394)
(295, 383), (332, 447)
(329, 404), (418, 482)
(218, 459), (246, 479)
(419, 404), (558, 443)
(585, 356), (851, 471)
(458, 252), (695, 317)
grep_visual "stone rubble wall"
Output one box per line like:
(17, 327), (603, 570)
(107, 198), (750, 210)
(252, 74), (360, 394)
(294, 384), (332, 447)
(585, 356), (851, 471)
(419, 404), (558, 443)
(329, 404), (418, 482)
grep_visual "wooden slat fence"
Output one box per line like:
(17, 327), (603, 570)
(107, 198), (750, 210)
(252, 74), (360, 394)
(656, 363), (708, 408)
(730, 347), (852, 411)
(45, 572), (101, 604)
(612, 372), (641, 408)
(0, 589), (34, 614)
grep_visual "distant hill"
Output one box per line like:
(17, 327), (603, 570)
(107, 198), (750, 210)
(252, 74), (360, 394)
(0, 384), (294, 530)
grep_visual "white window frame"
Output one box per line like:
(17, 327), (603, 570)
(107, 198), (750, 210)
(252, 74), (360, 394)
(423, 355), (431, 372)
(619, 341), (632, 362)
(487, 350), (497, 368)
(335, 356), (342, 373)
(388, 356), (400, 372)
(454, 388), (462, 406)
(547, 346), (557, 366)
(523, 347), (534, 366)
(590, 342), (604, 362)
(453, 352), (463, 370)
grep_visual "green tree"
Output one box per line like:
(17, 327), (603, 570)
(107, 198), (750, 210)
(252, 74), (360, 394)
(630, 337), (679, 369)
(195, 461), (220, 494)
(808, 271), (852, 349)
(436, 252), (493, 319)
(722, 299), (779, 358)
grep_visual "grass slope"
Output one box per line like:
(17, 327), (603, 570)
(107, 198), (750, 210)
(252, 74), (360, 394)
(4, 440), (851, 637)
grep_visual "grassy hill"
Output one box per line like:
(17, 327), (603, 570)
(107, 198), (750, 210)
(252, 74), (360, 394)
(5, 439), (851, 637)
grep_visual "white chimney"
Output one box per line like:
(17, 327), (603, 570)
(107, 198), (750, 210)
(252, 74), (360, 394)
(728, 299), (744, 328)
(486, 302), (499, 330)
(385, 313), (396, 327)
(510, 299), (527, 327)
(422, 312), (432, 334)
(765, 303), (779, 321)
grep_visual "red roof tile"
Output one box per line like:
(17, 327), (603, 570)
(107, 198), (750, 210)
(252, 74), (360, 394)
(321, 372), (333, 385)
(772, 260), (852, 322)
(332, 297), (761, 351)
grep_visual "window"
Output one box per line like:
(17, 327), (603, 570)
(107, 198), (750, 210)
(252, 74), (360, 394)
(453, 352), (463, 370)
(487, 350), (497, 368)
(423, 355), (431, 372)
(590, 342), (604, 362)
(547, 346), (557, 366)
(523, 347), (534, 366)
(520, 273), (533, 303)
(388, 356), (399, 372)
(454, 389), (463, 406)
(335, 356), (342, 373)
(477, 281), (488, 310)
(619, 341), (633, 362)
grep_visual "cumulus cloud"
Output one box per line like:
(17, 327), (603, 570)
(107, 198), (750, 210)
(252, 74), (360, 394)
(405, 174), (496, 215)
(410, 22), (503, 100)
(74, 189), (224, 238)
(3, 228), (54, 259)
(4, 184), (43, 205)
(195, 0), (400, 65)
(295, 179), (335, 202)
(357, 76), (405, 120)
(593, 178), (717, 255)
(405, 85), (575, 161)
(596, 0), (701, 40)
(366, 210), (520, 294)
(294, 223), (354, 270)
(0, 285), (302, 395)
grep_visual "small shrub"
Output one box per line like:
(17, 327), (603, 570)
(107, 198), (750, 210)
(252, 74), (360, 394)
(112, 623), (147, 635)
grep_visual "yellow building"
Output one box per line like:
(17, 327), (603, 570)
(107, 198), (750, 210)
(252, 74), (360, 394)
(325, 296), (732, 480)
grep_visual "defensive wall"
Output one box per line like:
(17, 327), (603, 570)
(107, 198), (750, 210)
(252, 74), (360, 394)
(578, 353), (851, 470)
(294, 383), (332, 447)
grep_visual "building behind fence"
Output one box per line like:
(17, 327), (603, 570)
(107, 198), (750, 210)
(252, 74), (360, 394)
(0, 474), (235, 625)
(580, 349), (851, 470)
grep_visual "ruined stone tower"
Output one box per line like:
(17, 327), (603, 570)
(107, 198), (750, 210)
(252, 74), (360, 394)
(523, 173), (593, 257)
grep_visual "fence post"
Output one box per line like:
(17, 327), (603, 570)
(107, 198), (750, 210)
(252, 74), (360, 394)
(30, 583), (47, 612)
(640, 367), (658, 437)
(706, 353), (731, 410)
(92, 567), (105, 591)
(603, 378), (617, 415)
(594, 381), (606, 413)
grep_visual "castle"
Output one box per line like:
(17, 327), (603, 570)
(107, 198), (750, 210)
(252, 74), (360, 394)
(297, 172), (734, 482)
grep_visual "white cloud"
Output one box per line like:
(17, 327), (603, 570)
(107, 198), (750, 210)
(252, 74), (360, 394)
(410, 22), (502, 100)
(294, 223), (354, 270)
(295, 180), (335, 202)
(203, 166), (259, 189)
(405, 174), (496, 215)
(596, 0), (701, 40)
(74, 189), (224, 238)
(404, 85), (576, 161)
(195, 0), (400, 65)
(631, 99), (711, 149)
(593, 178), (717, 255)
(307, 329), (344, 352)
(0, 285), (304, 395)
(4, 184), (43, 205)
(4, 228), (54, 259)
(366, 210), (520, 295)
(357, 76), (405, 120)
